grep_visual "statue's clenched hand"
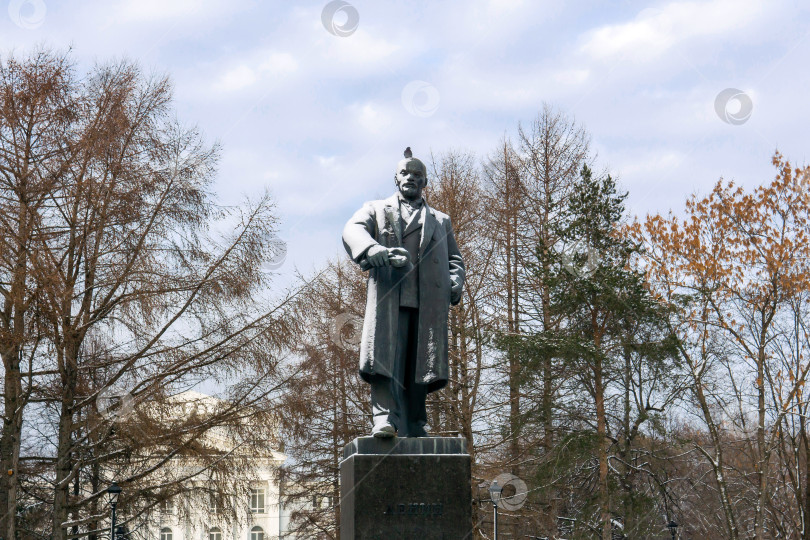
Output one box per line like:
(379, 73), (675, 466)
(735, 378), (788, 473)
(366, 245), (390, 267)
(387, 247), (410, 268)
(451, 277), (463, 304)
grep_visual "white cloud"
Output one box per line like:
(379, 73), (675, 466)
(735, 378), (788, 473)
(318, 30), (401, 70)
(21, 0), (805, 279)
(317, 156), (337, 168)
(619, 149), (686, 178)
(214, 51), (298, 93)
(217, 65), (257, 92)
(485, 0), (527, 14)
(354, 102), (393, 135)
(580, 0), (767, 62)
(113, 0), (237, 22)
(259, 52), (298, 74)
(553, 68), (590, 86)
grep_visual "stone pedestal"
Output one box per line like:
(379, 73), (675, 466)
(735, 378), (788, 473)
(340, 437), (472, 540)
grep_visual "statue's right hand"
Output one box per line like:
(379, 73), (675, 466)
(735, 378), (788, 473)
(366, 245), (390, 267)
(388, 247), (410, 268)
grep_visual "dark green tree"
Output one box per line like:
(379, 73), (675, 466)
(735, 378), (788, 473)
(505, 165), (680, 539)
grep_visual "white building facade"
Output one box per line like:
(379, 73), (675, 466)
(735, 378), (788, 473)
(137, 392), (292, 540)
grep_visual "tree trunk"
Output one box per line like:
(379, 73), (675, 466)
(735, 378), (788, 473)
(0, 194), (33, 540)
(504, 147), (522, 476)
(692, 368), (739, 539)
(755, 342), (768, 539)
(53, 341), (79, 540)
(804, 415), (810, 540)
(541, 279), (556, 535)
(621, 343), (632, 533)
(594, 353), (611, 540)
(0, 349), (23, 540)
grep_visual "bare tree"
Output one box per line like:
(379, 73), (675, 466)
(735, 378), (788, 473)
(0, 49), (295, 539)
(278, 261), (368, 539)
(478, 105), (590, 537)
(0, 49), (74, 539)
(425, 150), (491, 451)
(636, 153), (810, 539)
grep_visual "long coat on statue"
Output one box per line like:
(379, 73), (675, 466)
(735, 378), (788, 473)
(342, 193), (465, 393)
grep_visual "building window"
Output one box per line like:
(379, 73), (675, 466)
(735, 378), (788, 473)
(208, 527), (221, 540)
(160, 528), (172, 540)
(250, 526), (264, 540)
(250, 488), (265, 513)
(161, 499), (174, 516)
(209, 493), (219, 514)
(311, 495), (331, 508)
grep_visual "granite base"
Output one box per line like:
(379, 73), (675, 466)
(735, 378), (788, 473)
(340, 437), (473, 540)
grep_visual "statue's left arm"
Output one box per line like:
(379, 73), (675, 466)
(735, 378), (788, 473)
(445, 217), (465, 306)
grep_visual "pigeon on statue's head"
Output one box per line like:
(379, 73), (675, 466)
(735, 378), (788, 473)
(395, 147), (426, 180)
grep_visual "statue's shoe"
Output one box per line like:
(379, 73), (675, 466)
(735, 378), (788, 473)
(406, 426), (429, 438)
(372, 422), (396, 438)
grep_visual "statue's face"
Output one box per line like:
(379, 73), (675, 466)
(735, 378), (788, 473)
(395, 159), (426, 200)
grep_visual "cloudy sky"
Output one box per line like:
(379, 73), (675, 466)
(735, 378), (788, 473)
(3, 0), (809, 285)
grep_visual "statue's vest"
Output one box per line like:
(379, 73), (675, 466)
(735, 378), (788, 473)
(399, 211), (421, 308)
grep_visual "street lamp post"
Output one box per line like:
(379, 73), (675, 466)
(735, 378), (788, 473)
(106, 482), (122, 540)
(489, 480), (502, 540)
(667, 520), (678, 540)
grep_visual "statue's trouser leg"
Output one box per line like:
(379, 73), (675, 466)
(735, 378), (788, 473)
(370, 307), (427, 436)
(370, 375), (400, 431)
(399, 308), (427, 436)
(370, 307), (412, 431)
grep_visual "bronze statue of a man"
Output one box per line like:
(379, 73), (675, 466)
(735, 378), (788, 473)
(343, 148), (465, 438)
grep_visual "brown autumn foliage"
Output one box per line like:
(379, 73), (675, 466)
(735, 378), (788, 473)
(633, 152), (810, 539)
(0, 48), (295, 540)
(277, 261), (369, 539)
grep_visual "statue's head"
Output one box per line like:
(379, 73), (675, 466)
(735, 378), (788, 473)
(394, 148), (427, 201)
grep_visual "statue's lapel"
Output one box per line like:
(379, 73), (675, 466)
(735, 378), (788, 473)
(383, 195), (402, 245)
(419, 203), (436, 257)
